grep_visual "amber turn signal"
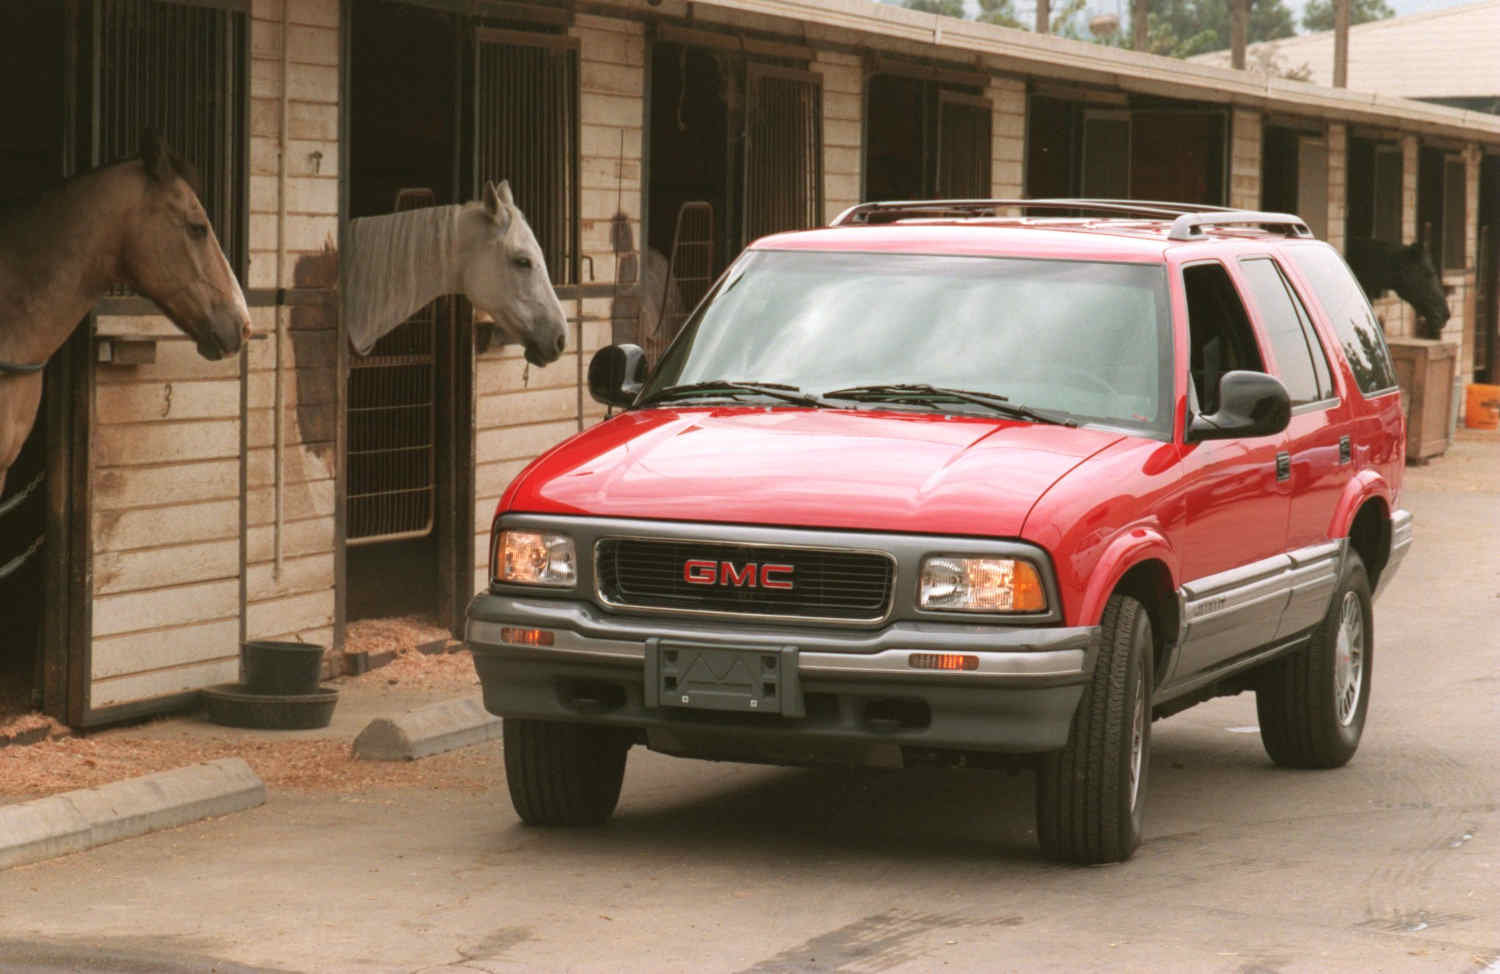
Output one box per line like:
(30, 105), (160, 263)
(909, 653), (980, 671)
(500, 627), (555, 647)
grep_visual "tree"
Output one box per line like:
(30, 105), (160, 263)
(900, 0), (966, 15)
(1300, 0), (1395, 32)
(975, 0), (1023, 29)
(1134, 0), (1297, 57)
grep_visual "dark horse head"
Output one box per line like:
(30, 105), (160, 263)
(1346, 237), (1450, 339)
(121, 130), (252, 360)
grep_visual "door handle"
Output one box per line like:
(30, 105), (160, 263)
(1275, 451), (1291, 482)
(1339, 435), (1352, 464)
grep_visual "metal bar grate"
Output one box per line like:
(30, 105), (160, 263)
(640, 202), (714, 365)
(346, 188), (439, 546)
(936, 92), (992, 199)
(743, 63), (823, 246)
(474, 30), (579, 285)
(96, 0), (246, 280)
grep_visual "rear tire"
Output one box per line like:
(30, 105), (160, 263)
(1256, 551), (1372, 769)
(1036, 593), (1153, 864)
(503, 718), (630, 826)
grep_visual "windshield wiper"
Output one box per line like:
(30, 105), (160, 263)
(823, 383), (1078, 427)
(638, 380), (833, 409)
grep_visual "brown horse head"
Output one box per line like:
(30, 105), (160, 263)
(120, 130), (252, 361)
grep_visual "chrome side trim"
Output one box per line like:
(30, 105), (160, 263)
(800, 648), (1086, 680)
(593, 535), (899, 626)
(1173, 540), (1346, 682)
(1375, 508), (1413, 599)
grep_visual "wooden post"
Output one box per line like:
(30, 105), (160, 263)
(1133, 0), (1148, 51)
(1036, 0), (1050, 35)
(1231, 0), (1248, 70)
(1334, 0), (1350, 87)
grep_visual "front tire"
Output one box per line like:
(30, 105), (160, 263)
(1036, 593), (1154, 864)
(1256, 550), (1373, 769)
(503, 719), (630, 826)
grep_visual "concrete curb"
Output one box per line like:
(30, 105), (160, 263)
(0, 757), (266, 870)
(353, 696), (501, 761)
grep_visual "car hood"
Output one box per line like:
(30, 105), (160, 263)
(502, 407), (1125, 538)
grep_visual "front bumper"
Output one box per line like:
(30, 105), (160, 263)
(466, 593), (1099, 762)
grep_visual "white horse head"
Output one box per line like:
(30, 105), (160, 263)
(458, 180), (568, 366)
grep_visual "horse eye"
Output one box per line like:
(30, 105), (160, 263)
(511, 255), (533, 270)
(188, 222), (209, 239)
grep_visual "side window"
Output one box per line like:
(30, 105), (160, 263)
(1183, 263), (1265, 415)
(1285, 244), (1399, 395)
(1237, 258), (1332, 405)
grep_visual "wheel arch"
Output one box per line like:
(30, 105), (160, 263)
(1329, 472), (1394, 590)
(1077, 529), (1179, 684)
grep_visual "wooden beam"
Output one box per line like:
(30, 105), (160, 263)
(1132, 0), (1148, 51)
(1333, 0), (1350, 87)
(1036, 0), (1050, 35)
(1230, 0), (1248, 70)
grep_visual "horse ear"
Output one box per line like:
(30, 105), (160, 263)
(1404, 242), (1427, 260)
(482, 181), (513, 235)
(142, 128), (173, 183)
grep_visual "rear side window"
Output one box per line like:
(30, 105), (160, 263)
(1284, 244), (1398, 395)
(1182, 262), (1264, 415)
(1238, 257), (1334, 405)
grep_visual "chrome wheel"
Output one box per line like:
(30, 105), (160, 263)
(1128, 674), (1146, 809)
(1333, 591), (1365, 727)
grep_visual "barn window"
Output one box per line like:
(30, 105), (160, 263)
(865, 71), (990, 201)
(474, 28), (580, 285)
(1347, 136), (1402, 246)
(1418, 147), (1468, 273)
(95, 0), (249, 276)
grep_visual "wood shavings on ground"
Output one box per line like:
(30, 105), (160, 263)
(342, 614), (480, 693)
(0, 732), (502, 805)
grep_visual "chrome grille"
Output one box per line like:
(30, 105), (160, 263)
(596, 539), (894, 622)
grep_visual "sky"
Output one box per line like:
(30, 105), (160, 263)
(892, 0), (1481, 32)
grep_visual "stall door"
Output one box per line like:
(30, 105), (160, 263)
(936, 91), (992, 199)
(744, 63), (823, 243)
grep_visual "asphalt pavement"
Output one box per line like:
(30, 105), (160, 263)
(0, 431), (1496, 973)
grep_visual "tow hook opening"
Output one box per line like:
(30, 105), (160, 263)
(863, 697), (931, 733)
(558, 679), (627, 715)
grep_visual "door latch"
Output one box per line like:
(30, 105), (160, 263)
(1276, 451), (1291, 482)
(1339, 435), (1352, 464)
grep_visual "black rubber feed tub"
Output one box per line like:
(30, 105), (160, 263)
(242, 640), (325, 694)
(203, 684), (339, 730)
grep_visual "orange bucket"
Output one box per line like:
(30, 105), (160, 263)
(1466, 383), (1500, 430)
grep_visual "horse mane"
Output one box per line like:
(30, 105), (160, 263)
(343, 205), (464, 355)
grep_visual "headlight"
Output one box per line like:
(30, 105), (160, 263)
(494, 530), (576, 587)
(918, 556), (1047, 613)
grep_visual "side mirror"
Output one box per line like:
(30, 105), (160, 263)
(587, 344), (648, 407)
(1187, 370), (1291, 442)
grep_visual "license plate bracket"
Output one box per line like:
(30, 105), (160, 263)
(644, 641), (803, 717)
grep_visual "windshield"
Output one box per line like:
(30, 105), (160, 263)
(641, 250), (1174, 437)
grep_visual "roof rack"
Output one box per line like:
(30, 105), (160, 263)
(1166, 210), (1314, 241)
(828, 198), (1234, 227)
(828, 199), (1317, 241)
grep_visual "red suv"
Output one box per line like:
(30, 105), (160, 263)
(466, 200), (1412, 864)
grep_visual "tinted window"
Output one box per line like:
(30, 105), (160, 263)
(1238, 258), (1328, 405)
(1182, 262), (1264, 415)
(645, 251), (1174, 436)
(1286, 244), (1399, 394)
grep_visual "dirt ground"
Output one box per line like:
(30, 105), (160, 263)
(0, 615), (489, 804)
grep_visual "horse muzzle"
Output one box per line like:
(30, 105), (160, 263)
(194, 307), (251, 361)
(523, 319), (567, 367)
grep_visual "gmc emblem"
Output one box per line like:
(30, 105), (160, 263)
(683, 559), (794, 590)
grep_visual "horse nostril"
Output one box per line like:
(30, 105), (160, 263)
(555, 334), (566, 354)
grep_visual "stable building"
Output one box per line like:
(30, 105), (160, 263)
(1, 0), (1497, 727)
